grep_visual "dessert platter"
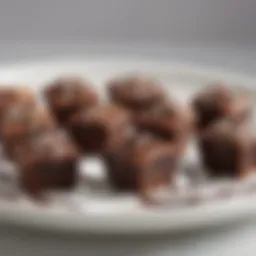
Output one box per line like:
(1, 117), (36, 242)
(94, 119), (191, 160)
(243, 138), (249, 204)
(0, 58), (255, 234)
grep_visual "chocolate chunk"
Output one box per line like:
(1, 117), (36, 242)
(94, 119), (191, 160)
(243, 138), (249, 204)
(198, 120), (254, 178)
(108, 75), (165, 111)
(135, 100), (195, 155)
(68, 105), (133, 154)
(12, 130), (80, 196)
(104, 135), (178, 198)
(192, 84), (251, 130)
(0, 87), (35, 122)
(45, 77), (99, 124)
(1, 105), (57, 155)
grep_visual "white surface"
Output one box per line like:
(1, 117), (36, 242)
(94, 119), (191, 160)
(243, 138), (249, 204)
(0, 59), (256, 237)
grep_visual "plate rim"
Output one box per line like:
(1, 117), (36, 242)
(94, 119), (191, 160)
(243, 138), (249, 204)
(0, 57), (255, 234)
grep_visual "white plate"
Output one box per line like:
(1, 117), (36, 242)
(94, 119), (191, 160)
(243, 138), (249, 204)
(0, 58), (256, 235)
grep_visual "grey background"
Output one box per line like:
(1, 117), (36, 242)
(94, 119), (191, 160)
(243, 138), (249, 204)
(0, 0), (254, 74)
(0, 0), (255, 44)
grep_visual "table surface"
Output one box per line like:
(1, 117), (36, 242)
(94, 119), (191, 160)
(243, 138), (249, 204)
(0, 42), (255, 256)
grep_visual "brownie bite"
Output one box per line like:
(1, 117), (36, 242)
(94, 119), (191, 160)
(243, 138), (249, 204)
(108, 75), (165, 112)
(104, 132), (138, 191)
(192, 84), (251, 130)
(12, 130), (80, 196)
(134, 141), (177, 201)
(1, 105), (57, 155)
(68, 105), (133, 154)
(198, 119), (254, 178)
(104, 134), (178, 198)
(135, 100), (195, 155)
(45, 76), (99, 124)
